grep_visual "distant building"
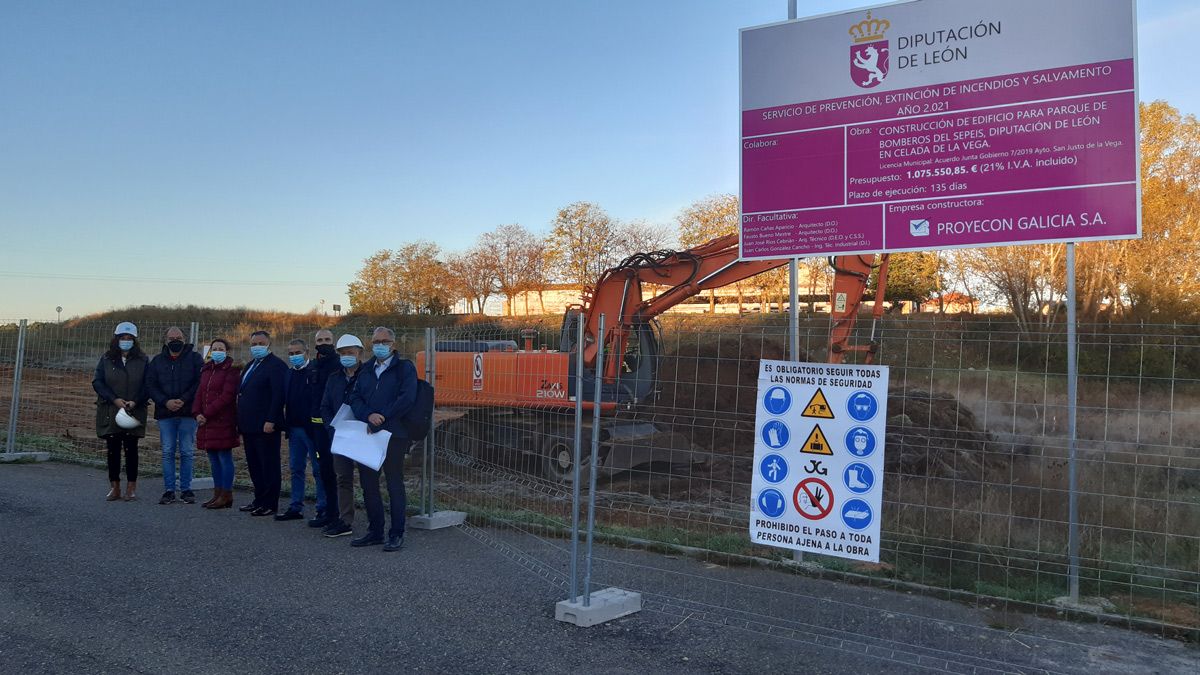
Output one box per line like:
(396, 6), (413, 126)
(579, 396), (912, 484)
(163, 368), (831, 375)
(502, 284), (583, 316)
(499, 264), (835, 317)
(919, 292), (977, 314)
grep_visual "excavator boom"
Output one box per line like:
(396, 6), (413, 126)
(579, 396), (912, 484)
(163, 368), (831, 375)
(827, 253), (889, 364)
(581, 233), (789, 378)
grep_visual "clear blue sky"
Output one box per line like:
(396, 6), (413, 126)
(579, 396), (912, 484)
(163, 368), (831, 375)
(1, 0), (1194, 320)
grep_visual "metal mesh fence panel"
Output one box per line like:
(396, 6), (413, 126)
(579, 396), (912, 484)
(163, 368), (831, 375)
(0, 319), (24, 451)
(9, 320), (429, 511)
(420, 319), (592, 588)
(7, 312), (1198, 656)
(562, 315), (1199, 647)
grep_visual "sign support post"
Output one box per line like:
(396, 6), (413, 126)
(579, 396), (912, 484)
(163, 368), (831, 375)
(1066, 243), (1080, 602)
(785, 0), (806, 567)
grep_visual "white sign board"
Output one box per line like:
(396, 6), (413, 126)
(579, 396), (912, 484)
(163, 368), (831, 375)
(749, 360), (889, 562)
(472, 353), (484, 391)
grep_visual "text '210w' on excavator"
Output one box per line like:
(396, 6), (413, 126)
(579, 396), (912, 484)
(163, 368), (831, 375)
(417, 233), (889, 483)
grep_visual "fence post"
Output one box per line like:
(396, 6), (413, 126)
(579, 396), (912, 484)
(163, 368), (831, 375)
(408, 326), (464, 530)
(556, 312), (641, 626)
(1065, 243), (1080, 603)
(425, 327), (436, 516)
(2, 319), (46, 462)
(569, 315), (585, 604)
(189, 322), (199, 348)
(583, 313), (605, 607)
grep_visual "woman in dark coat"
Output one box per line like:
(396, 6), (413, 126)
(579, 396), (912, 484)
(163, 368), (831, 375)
(92, 321), (150, 501)
(195, 338), (241, 509)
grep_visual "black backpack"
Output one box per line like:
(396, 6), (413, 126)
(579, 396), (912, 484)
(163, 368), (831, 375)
(402, 377), (435, 442)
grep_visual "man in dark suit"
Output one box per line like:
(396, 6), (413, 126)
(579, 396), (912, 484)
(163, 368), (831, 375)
(237, 330), (287, 517)
(348, 326), (417, 552)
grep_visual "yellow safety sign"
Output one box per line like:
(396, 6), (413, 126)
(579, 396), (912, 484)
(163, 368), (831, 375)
(801, 424), (833, 456)
(801, 388), (835, 419)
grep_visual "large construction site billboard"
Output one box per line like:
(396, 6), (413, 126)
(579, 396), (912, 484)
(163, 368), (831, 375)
(739, 0), (1140, 259)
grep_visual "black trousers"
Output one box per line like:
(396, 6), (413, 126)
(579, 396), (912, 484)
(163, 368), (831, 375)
(359, 438), (409, 538)
(308, 423), (338, 519)
(243, 431), (282, 509)
(105, 434), (139, 482)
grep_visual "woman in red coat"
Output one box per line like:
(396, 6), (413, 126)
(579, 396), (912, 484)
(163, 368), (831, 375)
(194, 339), (241, 509)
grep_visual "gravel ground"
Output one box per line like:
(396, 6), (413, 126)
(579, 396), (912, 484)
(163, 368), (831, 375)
(0, 462), (1195, 674)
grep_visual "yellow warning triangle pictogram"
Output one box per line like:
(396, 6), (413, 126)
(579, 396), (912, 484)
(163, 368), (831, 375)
(801, 388), (835, 419)
(801, 424), (834, 455)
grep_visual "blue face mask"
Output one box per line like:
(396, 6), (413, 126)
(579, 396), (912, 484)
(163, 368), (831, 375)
(210, 350), (227, 364)
(118, 339), (134, 352)
(339, 355), (358, 369)
(372, 344), (392, 360)
(288, 354), (305, 368)
(249, 345), (269, 360)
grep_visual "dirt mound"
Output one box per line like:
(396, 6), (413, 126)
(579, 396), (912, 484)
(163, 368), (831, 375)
(636, 334), (797, 468)
(640, 335), (991, 482)
(885, 388), (989, 479)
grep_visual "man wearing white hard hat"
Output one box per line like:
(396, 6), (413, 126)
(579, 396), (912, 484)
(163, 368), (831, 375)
(316, 334), (365, 538)
(92, 321), (150, 501)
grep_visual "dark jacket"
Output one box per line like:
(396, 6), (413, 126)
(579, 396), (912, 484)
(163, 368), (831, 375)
(146, 343), (203, 419)
(307, 349), (341, 423)
(92, 353), (150, 438)
(236, 352), (287, 434)
(284, 362), (312, 429)
(320, 366), (361, 432)
(195, 359), (241, 450)
(349, 353), (417, 439)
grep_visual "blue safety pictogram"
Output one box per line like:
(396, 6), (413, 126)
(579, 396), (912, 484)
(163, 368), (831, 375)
(763, 386), (792, 415)
(844, 426), (877, 458)
(757, 488), (787, 518)
(841, 498), (873, 530)
(842, 462), (875, 494)
(760, 420), (790, 449)
(847, 391), (879, 422)
(759, 453), (789, 484)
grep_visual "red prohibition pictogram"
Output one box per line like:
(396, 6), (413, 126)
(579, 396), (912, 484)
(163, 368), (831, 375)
(793, 477), (834, 520)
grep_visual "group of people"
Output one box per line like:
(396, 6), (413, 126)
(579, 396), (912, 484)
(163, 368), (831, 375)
(92, 322), (417, 551)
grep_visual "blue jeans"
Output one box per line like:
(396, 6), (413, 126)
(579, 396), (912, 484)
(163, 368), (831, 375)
(287, 426), (326, 513)
(159, 416), (197, 492)
(206, 449), (234, 489)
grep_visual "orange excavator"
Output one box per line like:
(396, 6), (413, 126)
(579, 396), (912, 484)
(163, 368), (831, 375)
(418, 235), (888, 480)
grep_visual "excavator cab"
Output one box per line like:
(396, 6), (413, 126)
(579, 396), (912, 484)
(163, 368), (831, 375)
(560, 307), (659, 408)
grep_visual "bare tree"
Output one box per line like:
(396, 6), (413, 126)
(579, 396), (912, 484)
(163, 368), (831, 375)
(444, 246), (496, 314)
(479, 223), (545, 316)
(616, 219), (675, 259)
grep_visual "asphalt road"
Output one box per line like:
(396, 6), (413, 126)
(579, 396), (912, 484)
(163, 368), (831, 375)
(0, 462), (1195, 674)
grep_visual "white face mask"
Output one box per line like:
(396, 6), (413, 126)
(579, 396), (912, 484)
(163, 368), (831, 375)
(854, 433), (868, 451)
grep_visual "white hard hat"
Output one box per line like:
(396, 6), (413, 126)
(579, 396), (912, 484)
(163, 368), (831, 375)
(115, 408), (141, 430)
(335, 334), (364, 349)
(114, 321), (138, 337)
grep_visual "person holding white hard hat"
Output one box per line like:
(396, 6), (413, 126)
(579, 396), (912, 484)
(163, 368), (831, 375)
(92, 321), (150, 501)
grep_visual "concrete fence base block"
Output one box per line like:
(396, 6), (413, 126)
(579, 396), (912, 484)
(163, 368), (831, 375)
(555, 588), (642, 627)
(409, 510), (467, 530)
(190, 477), (215, 490)
(1051, 595), (1118, 614)
(0, 452), (52, 463)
